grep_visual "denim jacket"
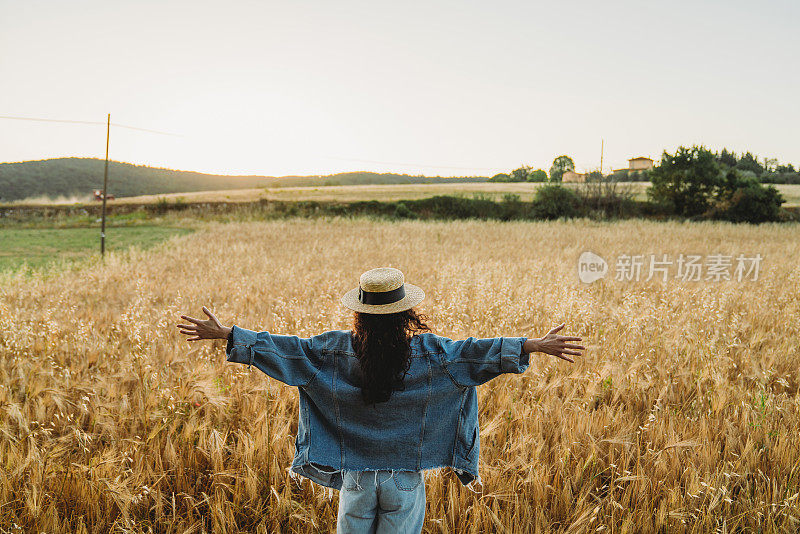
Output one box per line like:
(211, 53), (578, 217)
(225, 325), (529, 490)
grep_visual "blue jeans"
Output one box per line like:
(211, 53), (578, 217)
(336, 470), (426, 534)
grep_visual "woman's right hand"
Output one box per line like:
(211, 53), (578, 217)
(523, 323), (584, 363)
(177, 306), (232, 341)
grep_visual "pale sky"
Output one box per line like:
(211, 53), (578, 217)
(1, 0), (798, 177)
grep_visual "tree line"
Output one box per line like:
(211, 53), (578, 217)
(0, 158), (486, 202)
(647, 145), (787, 223)
(490, 149), (799, 185)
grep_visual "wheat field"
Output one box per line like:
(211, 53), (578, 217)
(1, 217), (798, 533)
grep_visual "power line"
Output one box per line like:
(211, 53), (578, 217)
(0, 114), (497, 171)
(115, 123), (182, 136)
(0, 114), (182, 136)
(0, 115), (105, 126)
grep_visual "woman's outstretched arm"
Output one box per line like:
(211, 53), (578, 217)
(522, 323), (584, 363)
(435, 323), (584, 387)
(176, 307), (325, 387)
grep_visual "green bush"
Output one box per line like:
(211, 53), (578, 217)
(527, 169), (548, 182)
(647, 146), (723, 217)
(407, 195), (503, 219)
(707, 184), (784, 223)
(499, 194), (525, 220)
(393, 202), (417, 219)
(699, 168), (785, 223)
(532, 185), (581, 219)
(509, 166), (532, 182)
(150, 197), (171, 215)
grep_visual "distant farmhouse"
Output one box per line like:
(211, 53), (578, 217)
(613, 156), (654, 174)
(562, 156), (654, 183)
(562, 170), (587, 183)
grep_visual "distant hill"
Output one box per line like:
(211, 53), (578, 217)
(0, 158), (488, 202)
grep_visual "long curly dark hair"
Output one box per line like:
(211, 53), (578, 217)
(352, 309), (431, 405)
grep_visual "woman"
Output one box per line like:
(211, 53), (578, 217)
(177, 267), (583, 533)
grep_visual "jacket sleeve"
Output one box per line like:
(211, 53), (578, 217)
(437, 335), (529, 387)
(225, 324), (325, 387)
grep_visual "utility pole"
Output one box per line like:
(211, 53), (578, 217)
(101, 113), (110, 256)
(600, 139), (604, 176)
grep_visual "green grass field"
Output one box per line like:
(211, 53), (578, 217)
(0, 225), (193, 273)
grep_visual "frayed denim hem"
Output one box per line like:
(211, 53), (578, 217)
(286, 463), (483, 498)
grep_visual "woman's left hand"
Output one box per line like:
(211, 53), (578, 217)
(177, 306), (231, 341)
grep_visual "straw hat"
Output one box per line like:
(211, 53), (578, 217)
(341, 267), (425, 314)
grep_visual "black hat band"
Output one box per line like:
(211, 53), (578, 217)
(358, 284), (406, 305)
